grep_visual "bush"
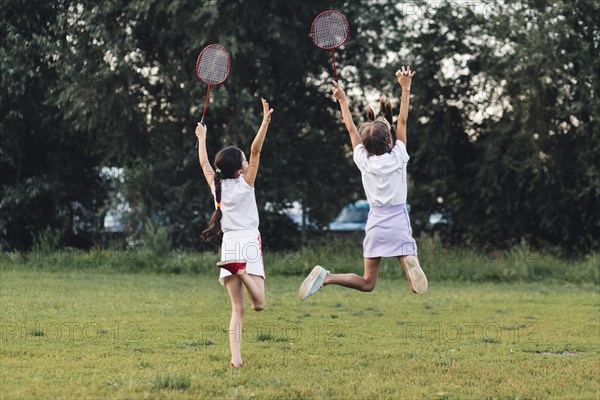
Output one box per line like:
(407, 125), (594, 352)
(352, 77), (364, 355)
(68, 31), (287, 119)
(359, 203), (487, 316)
(32, 227), (62, 254)
(141, 220), (171, 258)
(258, 210), (302, 251)
(1, 235), (597, 285)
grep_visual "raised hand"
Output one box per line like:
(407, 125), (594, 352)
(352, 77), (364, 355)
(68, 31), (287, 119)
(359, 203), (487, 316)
(332, 80), (348, 104)
(195, 122), (207, 139)
(396, 66), (416, 91)
(262, 98), (274, 124)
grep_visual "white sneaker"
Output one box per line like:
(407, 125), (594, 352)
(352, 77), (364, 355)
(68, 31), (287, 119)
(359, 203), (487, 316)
(298, 265), (329, 300)
(401, 255), (428, 294)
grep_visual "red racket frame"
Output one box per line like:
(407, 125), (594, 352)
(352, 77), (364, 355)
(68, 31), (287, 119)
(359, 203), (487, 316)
(310, 10), (349, 81)
(195, 44), (231, 125)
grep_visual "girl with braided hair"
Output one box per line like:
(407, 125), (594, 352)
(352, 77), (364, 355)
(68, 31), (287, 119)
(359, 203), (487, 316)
(196, 98), (274, 368)
(299, 67), (428, 300)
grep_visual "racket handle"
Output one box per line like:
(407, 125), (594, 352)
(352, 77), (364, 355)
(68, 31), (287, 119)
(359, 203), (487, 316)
(331, 49), (338, 82)
(195, 116), (206, 149)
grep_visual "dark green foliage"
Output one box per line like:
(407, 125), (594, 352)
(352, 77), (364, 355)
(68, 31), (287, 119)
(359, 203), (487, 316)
(1, 0), (598, 253)
(1, 1), (107, 249)
(466, 0), (600, 253)
(1, 239), (598, 285)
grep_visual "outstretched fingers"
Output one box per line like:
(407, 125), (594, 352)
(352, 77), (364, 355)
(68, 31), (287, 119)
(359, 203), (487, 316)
(407, 65), (416, 78)
(396, 66), (416, 77)
(261, 98), (274, 121)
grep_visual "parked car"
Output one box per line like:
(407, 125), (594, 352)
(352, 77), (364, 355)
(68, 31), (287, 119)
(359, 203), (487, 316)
(264, 201), (317, 229)
(425, 211), (447, 230)
(328, 200), (448, 232)
(328, 200), (370, 231)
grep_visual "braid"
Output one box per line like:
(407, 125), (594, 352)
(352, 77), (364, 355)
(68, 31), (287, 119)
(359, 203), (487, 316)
(200, 171), (223, 242)
(200, 146), (243, 243)
(215, 171), (222, 205)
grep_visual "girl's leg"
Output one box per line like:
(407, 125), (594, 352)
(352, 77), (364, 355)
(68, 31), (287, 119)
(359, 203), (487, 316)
(224, 276), (245, 367)
(236, 271), (265, 311)
(398, 255), (428, 294)
(323, 257), (382, 292)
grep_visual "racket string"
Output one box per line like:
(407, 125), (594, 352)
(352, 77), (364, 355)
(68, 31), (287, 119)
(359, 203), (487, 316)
(311, 12), (349, 49)
(197, 46), (230, 85)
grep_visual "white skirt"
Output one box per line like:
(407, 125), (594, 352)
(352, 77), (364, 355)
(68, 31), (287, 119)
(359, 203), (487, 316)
(219, 229), (265, 285)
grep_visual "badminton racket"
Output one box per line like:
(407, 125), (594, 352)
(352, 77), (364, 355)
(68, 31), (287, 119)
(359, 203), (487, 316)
(310, 10), (349, 81)
(195, 44), (230, 148)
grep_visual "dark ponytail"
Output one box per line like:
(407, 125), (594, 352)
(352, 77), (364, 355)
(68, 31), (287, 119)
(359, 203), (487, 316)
(365, 105), (375, 121)
(358, 96), (396, 156)
(200, 171), (223, 242)
(379, 96), (394, 127)
(379, 96), (395, 148)
(200, 146), (244, 242)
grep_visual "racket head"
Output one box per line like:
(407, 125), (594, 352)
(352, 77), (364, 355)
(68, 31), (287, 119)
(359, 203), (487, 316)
(310, 10), (350, 50)
(195, 44), (231, 85)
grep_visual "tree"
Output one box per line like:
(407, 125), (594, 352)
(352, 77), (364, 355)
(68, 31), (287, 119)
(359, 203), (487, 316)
(373, 0), (599, 252)
(2, 0), (598, 253)
(465, 0), (600, 251)
(1, 1), (108, 249)
(2, 1), (408, 250)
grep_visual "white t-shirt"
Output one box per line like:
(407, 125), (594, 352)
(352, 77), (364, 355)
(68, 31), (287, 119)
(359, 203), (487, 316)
(353, 140), (410, 207)
(211, 175), (259, 232)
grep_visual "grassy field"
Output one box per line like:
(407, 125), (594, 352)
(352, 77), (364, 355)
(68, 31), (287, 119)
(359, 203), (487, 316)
(2, 236), (598, 284)
(1, 268), (598, 399)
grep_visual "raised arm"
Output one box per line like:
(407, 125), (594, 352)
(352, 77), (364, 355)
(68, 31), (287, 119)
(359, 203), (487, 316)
(195, 122), (215, 187)
(244, 98), (274, 187)
(396, 66), (416, 146)
(332, 81), (361, 149)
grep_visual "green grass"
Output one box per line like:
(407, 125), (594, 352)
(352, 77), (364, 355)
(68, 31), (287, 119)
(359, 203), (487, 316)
(1, 236), (598, 284)
(1, 269), (598, 399)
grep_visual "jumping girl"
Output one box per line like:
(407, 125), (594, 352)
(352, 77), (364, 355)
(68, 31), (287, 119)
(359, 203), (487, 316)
(196, 98), (274, 367)
(299, 67), (427, 299)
